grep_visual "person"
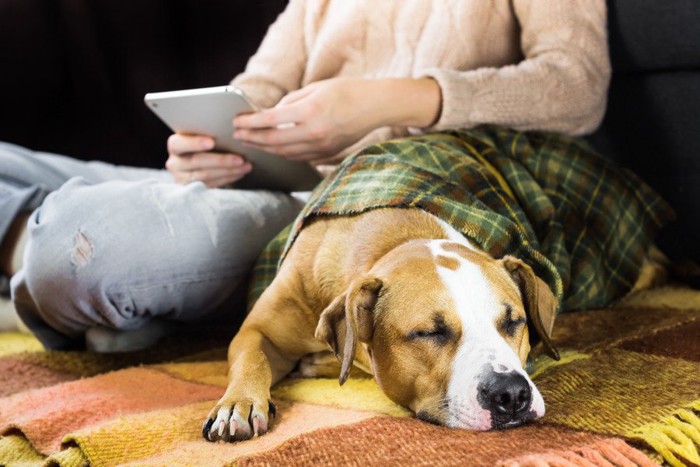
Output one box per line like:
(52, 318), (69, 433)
(0, 0), (611, 351)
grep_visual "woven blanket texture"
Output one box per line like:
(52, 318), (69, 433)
(0, 286), (698, 466)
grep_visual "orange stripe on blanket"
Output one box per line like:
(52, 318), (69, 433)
(500, 438), (658, 466)
(63, 400), (378, 466)
(235, 416), (657, 466)
(0, 367), (223, 455)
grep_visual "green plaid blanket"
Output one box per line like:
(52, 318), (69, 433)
(249, 126), (674, 313)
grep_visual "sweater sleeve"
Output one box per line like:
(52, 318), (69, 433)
(231, 0), (308, 110)
(420, 0), (611, 135)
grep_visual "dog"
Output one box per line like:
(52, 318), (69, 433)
(202, 127), (676, 442)
(202, 207), (563, 442)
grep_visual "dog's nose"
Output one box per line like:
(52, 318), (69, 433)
(481, 372), (531, 418)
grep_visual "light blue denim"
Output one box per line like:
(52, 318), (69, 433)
(1, 142), (304, 349)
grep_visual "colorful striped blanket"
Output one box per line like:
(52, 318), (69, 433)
(1, 287), (698, 465)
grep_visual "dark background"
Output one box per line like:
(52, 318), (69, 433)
(0, 0), (287, 167)
(0, 0), (698, 262)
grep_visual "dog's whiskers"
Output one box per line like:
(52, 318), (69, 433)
(441, 395), (487, 428)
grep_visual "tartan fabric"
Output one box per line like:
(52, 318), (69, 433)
(249, 126), (674, 312)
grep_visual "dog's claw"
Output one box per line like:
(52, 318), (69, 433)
(253, 416), (260, 436)
(202, 418), (214, 441)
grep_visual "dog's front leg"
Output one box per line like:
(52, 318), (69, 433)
(203, 325), (296, 442)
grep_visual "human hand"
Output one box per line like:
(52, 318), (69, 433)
(165, 134), (252, 188)
(232, 78), (392, 162)
(233, 77), (441, 163)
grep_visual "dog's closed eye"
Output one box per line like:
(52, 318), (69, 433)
(499, 304), (526, 337)
(408, 314), (453, 345)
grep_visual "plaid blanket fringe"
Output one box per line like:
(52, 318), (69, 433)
(249, 126), (674, 313)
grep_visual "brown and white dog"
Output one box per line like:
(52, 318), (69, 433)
(203, 207), (563, 442)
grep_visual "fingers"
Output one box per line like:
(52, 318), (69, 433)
(235, 122), (331, 160)
(166, 151), (247, 172)
(183, 166), (252, 188)
(167, 133), (215, 155)
(233, 109), (332, 160)
(166, 133), (253, 187)
(232, 79), (365, 161)
(234, 124), (307, 147)
(234, 99), (310, 130)
(172, 165), (252, 188)
(165, 152), (252, 187)
(240, 141), (325, 162)
(276, 84), (317, 107)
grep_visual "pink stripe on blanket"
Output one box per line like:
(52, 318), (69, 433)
(0, 356), (78, 397)
(0, 367), (222, 454)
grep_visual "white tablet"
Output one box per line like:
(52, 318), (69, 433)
(144, 85), (322, 192)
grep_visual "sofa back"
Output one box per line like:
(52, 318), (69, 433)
(0, 0), (286, 168)
(587, 0), (700, 261)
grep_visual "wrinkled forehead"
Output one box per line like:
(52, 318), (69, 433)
(427, 240), (522, 320)
(374, 240), (521, 322)
(372, 241), (455, 311)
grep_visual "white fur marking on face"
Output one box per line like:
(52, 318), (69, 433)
(427, 239), (545, 430)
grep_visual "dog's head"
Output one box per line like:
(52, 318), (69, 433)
(315, 239), (558, 430)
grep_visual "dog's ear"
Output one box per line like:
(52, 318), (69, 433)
(315, 277), (383, 385)
(502, 256), (560, 360)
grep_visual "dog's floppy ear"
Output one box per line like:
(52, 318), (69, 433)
(502, 256), (560, 360)
(315, 277), (383, 385)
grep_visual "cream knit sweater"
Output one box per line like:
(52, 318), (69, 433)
(232, 0), (610, 163)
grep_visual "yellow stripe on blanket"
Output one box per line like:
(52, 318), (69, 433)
(155, 362), (410, 417)
(47, 446), (89, 467)
(153, 361), (229, 387)
(0, 332), (43, 357)
(528, 349), (590, 380)
(535, 350), (700, 436)
(272, 377), (411, 417)
(0, 434), (45, 464)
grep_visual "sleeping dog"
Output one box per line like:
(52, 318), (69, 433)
(203, 207), (560, 441)
(202, 128), (673, 442)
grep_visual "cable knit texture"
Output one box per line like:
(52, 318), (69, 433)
(232, 0), (610, 164)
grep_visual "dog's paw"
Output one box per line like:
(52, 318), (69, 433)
(202, 397), (276, 442)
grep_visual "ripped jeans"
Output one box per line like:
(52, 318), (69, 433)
(0, 142), (304, 349)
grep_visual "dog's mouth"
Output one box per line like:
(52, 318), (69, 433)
(416, 409), (538, 431)
(423, 405), (539, 431)
(495, 420), (525, 430)
(491, 410), (538, 430)
(416, 410), (443, 426)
